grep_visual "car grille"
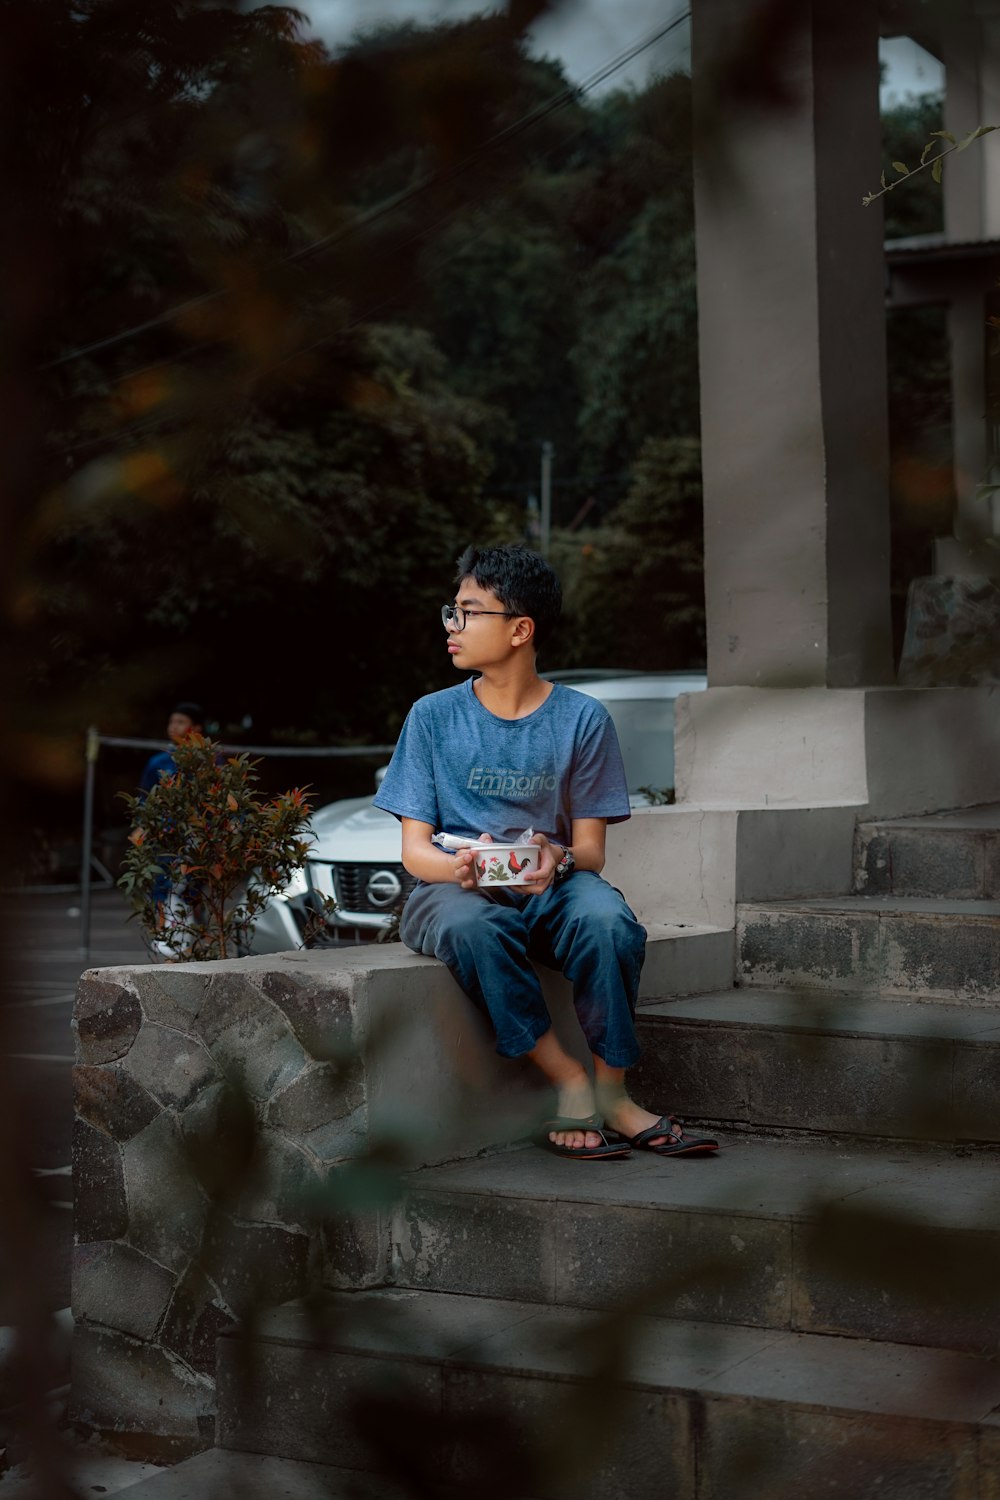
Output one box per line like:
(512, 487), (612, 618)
(332, 862), (417, 915)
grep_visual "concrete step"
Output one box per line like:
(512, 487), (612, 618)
(737, 896), (1000, 1001)
(855, 803), (1000, 899)
(392, 1136), (1000, 1353)
(631, 990), (1000, 1144)
(215, 1288), (1000, 1499)
(108, 1447), (417, 1499)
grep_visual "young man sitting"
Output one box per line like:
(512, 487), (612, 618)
(373, 543), (717, 1161)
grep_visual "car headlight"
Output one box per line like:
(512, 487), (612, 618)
(281, 866), (310, 900)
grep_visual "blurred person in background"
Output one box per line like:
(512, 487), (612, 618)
(139, 701), (205, 794)
(136, 701), (206, 957)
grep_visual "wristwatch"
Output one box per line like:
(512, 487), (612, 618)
(553, 844), (576, 882)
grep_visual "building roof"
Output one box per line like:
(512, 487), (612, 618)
(885, 233), (1000, 265)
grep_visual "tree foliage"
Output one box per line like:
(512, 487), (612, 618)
(409, 68), (697, 492)
(567, 76), (698, 480)
(878, 91), (945, 237)
(550, 437), (704, 670)
(5, 1), (517, 755)
(869, 95), (995, 234)
(5, 0), (705, 803)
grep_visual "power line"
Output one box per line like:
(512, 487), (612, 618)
(63, 21), (691, 455)
(57, 19), (692, 459)
(42, 9), (690, 374)
(169, 25), (697, 385)
(285, 8), (691, 268)
(269, 89), (627, 367)
(240, 19), (694, 377)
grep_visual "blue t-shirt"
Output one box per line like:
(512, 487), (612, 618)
(139, 748), (177, 794)
(373, 679), (630, 845)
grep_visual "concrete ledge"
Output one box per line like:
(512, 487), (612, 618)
(737, 897), (1000, 1002)
(855, 805), (1000, 899)
(606, 803), (857, 931)
(633, 991), (1000, 1144)
(216, 1288), (1000, 1497)
(675, 687), (869, 808)
(393, 1136), (1000, 1350)
(69, 926), (729, 1441)
(607, 807), (738, 927)
(114, 1450), (406, 1500)
(675, 685), (1000, 817)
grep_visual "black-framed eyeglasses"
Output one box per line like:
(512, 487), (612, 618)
(441, 604), (517, 632)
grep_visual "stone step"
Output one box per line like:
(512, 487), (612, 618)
(108, 1448), (417, 1499)
(854, 803), (1000, 900)
(737, 896), (1000, 1001)
(215, 1288), (1000, 1499)
(392, 1135), (1000, 1353)
(631, 990), (1000, 1144)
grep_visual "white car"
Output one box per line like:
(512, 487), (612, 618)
(250, 671), (707, 952)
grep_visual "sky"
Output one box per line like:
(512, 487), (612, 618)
(295, 1), (690, 92)
(283, 1), (945, 105)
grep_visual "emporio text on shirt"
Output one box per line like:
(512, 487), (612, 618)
(466, 767), (558, 797)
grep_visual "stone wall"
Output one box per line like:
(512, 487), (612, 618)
(70, 931), (732, 1444)
(72, 958), (372, 1445)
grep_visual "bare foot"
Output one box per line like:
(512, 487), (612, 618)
(549, 1078), (602, 1151)
(596, 1087), (673, 1148)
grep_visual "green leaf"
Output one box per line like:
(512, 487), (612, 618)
(957, 123), (997, 152)
(932, 157), (944, 184)
(880, 170), (888, 189)
(920, 140), (935, 165)
(892, 161), (909, 175)
(930, 130), (956, 144)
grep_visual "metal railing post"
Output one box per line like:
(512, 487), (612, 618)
(80, 726), (100, 958)
(540, 440), (554, 556)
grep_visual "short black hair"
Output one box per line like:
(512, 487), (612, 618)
(172, 701), (205, 727)
(454, 544), (562, 652)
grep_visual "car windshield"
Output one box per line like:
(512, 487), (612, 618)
(601, 696), (677, 793)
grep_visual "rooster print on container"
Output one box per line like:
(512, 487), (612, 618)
(476, 847), (538, 885)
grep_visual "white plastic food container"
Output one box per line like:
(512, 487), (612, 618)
(472, 843), (540, 887)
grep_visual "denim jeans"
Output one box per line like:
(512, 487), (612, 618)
(400, 871), (646, 1067)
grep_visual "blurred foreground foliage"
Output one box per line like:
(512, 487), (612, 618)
(2, 1), (952, 767)
(0, 7), (989, 1495)
(2, 0), (704, 781)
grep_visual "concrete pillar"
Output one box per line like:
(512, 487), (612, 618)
(943, 4), (1000, 242)
(985, 13), (1000, 240)
(934, 283), (998, 574)
(937, 3), (1000, 574)
(943, 9), (986, 242)
(692, 0), (893, 687)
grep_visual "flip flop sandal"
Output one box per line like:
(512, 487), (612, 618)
(539, 1114), (632, 1160)
(627, 1114), (719, 1158)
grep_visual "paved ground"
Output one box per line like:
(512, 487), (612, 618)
(0, 891), (165, 1493)
(1, 890), (148, 1317)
